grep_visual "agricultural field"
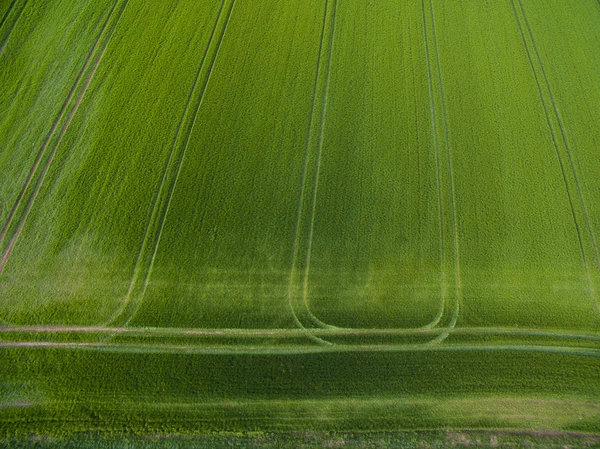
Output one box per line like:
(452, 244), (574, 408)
(1, 0), (600, 445)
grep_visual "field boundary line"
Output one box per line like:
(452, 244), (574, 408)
(1, 341), (599, 358)
(0, 0), (129, 275)
(105, 0), (237, 328)
(509, 0), (600, 316)
(0, 0), (28, 54)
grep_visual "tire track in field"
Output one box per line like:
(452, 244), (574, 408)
(287, 0), (339, 344)
(0, 0), (121, 243)
(420, 0), (447, 330)
(105, 0), (237, 328)
(2, 325), (599, 344)
(1, 340), (599, 359)
(421, 0), (462, 343)
(509, 0), (600, 316)
(0, 0), (129, 275)
(516, 0), (600, 310)
(0, 0), (28, 55)
(0, 0), (18, 33)
(286, 0), (332, 333)
(302, 0), (339, 329)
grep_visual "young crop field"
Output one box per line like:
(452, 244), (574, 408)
(1, 0), (600, 445)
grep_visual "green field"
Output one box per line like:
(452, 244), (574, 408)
(1, 0), (600, 444)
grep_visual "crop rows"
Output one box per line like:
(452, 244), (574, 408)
(1, 0), (600, 435)
(0, 0), (598, 339)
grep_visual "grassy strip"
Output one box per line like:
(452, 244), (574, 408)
(0, 0), (129, 274)
(0, 0), (28, 54)
(1, 341), (599, 358)
(433, 0), (597, 330)
(287, 0), (338, 336)
(509, 0), (599, 316)
(1, 430), (600, 449)
(422, 0), (460, 336)
(105, 0), (237, 328)
(305, 0), (444, 330)
(0, 1), (223, 326)
(0, 0), (114, 235)
(517, 0), (600, 313)
(1, 346), (598, 434)
(128, 0), (326, 330)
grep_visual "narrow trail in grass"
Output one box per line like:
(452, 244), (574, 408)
(0, 0), (28, 54)
(1, 340), (599, 358)
(287, 0), (339, 343)
(0, 0), (18, 34)
(510, 0), (600, 317)
(2, 325), (599, 343)
(0, 0), (129, 276)
(105, 0), (238, 328)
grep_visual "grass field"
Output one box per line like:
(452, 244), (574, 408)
(1, 0), (600, 443)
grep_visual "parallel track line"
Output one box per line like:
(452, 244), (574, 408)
(429, 0), (461, 336)
(509, 0), (600, 315)
(0, 0), (28, 54)
(0, 0), (129, 274)
(106, 0), (237, 327)
(420, 0), (447, 330)
(301, 0), (339, 331)
(1, 0), (111, 245)
(287, 0), (338, 341)
(1, 341), (599, 358)
(0, 0), (17, 32)
(422, 0), (461, 342)
(2, 325), (599, 342)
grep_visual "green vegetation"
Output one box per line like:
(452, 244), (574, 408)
(1, 0), (600, 443)
(3, 430), (600, 449)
